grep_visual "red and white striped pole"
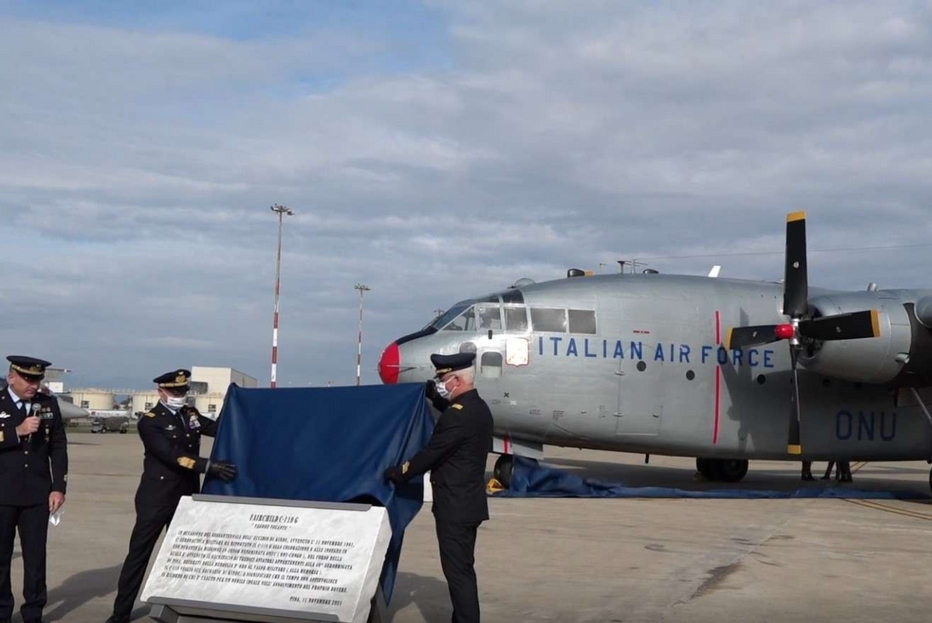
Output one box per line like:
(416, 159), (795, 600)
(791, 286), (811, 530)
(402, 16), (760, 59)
(354, 283), (370, 386)
(270, 204), (294, 388)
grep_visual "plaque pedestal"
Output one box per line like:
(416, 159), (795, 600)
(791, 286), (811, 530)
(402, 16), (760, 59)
(142, 495), (392, 623)
(147, 588), (386, 623)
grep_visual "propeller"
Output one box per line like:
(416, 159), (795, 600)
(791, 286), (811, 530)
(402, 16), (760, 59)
(724, 212), (882, 455)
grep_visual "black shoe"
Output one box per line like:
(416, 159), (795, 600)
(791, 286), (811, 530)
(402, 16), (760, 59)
(23, 618), (46, 623)
(105, 616), (130, 623)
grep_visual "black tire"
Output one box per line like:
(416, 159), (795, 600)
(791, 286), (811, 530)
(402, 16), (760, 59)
(696, 458), (713, 479)
(494, 454), (514, 489)
(717, 459), (749, 483)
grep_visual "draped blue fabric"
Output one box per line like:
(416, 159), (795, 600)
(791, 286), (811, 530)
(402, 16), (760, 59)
(495, 456), (928, 500)
(201, 383), (435, 602)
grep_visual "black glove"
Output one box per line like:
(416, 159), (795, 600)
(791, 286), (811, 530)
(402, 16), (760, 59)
(424, 379), (438, 401)
(384, 465), (404, 484)
(207, 461), (238, 481)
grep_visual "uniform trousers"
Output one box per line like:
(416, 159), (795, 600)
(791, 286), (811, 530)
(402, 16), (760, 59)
(0, 504), (50, 621)
(111, 501), (177, 621)
(435, 520), (481, 623)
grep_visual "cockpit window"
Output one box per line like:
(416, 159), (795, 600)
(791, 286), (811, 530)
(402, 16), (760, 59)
(442, 306), (476, 332)
(431, 302), (470, 330)
(477, 304), (503, 331)
(504, 307), (529, 332)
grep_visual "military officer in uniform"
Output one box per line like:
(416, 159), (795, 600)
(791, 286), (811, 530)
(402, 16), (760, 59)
(0, 356), (68, 623)
(106, 370), (237, 623)
(384, 352), (493, 623)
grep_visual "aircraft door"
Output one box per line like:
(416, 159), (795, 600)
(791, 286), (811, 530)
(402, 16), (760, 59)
(616, 344), (662, 436)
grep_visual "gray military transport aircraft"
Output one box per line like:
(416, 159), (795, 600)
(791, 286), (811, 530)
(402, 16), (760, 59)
(0, 378), (90, 420)
(378, 213), (932, 492)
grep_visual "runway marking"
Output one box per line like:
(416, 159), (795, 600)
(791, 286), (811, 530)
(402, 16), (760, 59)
(843, 498), (932, 522)
(841, 461), (932, 521)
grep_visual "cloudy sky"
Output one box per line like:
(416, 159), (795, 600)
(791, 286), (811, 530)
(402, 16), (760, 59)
(2, 0), (931, 390)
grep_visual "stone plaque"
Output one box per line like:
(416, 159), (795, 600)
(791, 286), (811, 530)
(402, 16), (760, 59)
(141, 496), (392, 623)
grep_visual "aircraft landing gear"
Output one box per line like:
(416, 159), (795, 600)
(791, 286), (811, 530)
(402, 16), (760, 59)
(697, 458), (749, 483)
(494, 454), (514, 490)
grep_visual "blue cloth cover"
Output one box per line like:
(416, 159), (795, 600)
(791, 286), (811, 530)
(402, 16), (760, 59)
(201, 383), (435, 603)
(494, 456), (930, 500)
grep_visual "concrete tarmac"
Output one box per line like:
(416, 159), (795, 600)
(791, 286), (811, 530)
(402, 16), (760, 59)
(8, 433), (932, 622)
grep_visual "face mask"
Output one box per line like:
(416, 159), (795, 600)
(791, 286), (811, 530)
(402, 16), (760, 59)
(434, 378), (452, 399)
(164, 395), (187, 410)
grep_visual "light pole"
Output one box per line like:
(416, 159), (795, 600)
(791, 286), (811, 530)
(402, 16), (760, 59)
(354, 283), (371, 386)
(270, 204), (294, 388)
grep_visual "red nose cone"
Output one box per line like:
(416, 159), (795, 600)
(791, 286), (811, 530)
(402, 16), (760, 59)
(776, 324), (795, 340)
(378, 342), (400, 384)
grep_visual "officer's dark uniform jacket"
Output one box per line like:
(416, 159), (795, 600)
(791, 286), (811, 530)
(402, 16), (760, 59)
(136, 402), (218, 507)
(400, 389), (493, 524)
(0, 389), (68, 506)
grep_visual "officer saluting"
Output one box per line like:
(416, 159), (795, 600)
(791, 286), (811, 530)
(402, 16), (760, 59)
(384, 352), (493, 623)
(0, 356), (67, 623)
(106, 369), (237, 623)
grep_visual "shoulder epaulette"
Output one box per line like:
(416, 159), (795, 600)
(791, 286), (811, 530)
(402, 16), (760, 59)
(144, 411), (157, 418)
(451, 404), (464, 410)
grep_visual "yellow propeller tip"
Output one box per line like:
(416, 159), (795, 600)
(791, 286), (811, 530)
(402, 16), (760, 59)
(787, 445), (802, 455)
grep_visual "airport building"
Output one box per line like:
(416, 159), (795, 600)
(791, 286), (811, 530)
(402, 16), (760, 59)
(64, 366), (258, 418)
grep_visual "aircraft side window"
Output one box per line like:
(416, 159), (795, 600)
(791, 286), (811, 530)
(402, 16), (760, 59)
(568, 309), (597, 334)
(480, 351), (503, 378)
(504, 307), (529, 332)
(477, 305), (503, 331)
(530, 308), (567, 333)
(442, 306), (476, 332)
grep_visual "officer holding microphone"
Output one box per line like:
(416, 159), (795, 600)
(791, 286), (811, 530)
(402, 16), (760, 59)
(0, 355), (68, 623)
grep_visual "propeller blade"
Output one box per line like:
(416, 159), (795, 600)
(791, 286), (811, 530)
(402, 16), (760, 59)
(787, 348), (802, 455)
(783, 211), (809, 319)
(726, 325), (778, 350)
(725, 323), (795, 350)
(798, 309), (882, 342)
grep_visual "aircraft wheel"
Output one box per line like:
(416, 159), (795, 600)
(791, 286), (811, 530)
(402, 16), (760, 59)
(716, 459), (749, 483)
(494, 454), (514, 489)
(696, 458), (713, 479)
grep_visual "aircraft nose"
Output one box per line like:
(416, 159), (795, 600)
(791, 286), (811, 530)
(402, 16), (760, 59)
(378, 342), (400, 384)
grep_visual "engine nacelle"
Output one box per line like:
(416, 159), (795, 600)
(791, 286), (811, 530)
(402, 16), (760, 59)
(916, 295), (932, 329)
(799, 290), (931, 385)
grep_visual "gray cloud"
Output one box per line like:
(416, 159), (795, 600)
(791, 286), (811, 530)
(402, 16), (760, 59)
(2, 1), (931, 389)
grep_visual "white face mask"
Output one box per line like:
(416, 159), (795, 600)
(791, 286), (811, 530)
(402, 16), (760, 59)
(164, 395), (187, 410)
(434, 377), (454, 399)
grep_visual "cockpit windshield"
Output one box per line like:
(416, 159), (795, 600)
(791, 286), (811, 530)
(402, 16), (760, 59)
(429, 288), (529, 334)
(430, 302), (472, 330)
